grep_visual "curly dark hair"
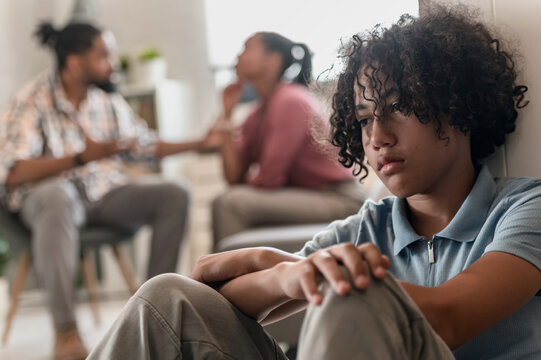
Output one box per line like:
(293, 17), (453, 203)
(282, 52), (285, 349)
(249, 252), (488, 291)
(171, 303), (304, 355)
(330, 6), (528, 179)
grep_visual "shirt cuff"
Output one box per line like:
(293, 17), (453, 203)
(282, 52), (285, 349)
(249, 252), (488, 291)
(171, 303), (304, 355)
(0, 156), (19, 186)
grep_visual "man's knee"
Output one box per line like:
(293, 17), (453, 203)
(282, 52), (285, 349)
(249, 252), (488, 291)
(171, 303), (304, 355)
(27, 179), (84, 223)
(159, 182), (191, 212)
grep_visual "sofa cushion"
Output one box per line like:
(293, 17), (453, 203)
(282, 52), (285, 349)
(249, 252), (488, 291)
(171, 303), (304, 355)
(215, 223), (329, 254)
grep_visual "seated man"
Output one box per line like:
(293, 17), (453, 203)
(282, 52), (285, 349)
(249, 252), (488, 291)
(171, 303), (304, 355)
(0, 22), (215, 359)
(88, 6), (541, 360)
(208, 32), (365, 247)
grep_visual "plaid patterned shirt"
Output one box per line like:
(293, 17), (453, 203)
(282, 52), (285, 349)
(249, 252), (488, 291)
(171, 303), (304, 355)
(0, 71), (158, 212)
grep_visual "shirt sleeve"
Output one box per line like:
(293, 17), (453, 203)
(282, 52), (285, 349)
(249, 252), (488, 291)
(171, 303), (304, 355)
(111, 94), (158, 144)
(295, 212), (363, 257)
(248, 97), (312, 188)
(293, 198), (393, 257)
(484, 182), (541, 271)
(110, 94), (159, 163)
(0, 97), (44, 186)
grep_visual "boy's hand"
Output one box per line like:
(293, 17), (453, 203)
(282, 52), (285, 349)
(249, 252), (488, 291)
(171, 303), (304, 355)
(274, 243), (390, 305)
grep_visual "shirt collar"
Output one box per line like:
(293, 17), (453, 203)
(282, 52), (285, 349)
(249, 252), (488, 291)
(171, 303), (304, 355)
(49, 71), (90, 117)
(392, 165), (496, 255)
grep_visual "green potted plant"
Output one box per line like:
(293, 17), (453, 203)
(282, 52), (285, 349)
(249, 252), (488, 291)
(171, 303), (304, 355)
(0, 236), (10, 315)
(134, 47), (167, 85)
(117, 54), (131, 85)
(138, 48), (161, 62)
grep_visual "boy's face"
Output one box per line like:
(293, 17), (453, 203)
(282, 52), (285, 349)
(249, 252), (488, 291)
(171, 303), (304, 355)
(354, 68), (472, 198)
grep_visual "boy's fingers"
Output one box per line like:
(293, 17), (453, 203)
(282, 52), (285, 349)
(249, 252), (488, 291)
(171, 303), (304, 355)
(358, 243), (388, 279)
(310, 251), (351, 295)
(298, 263), (322, 305)
(328, 245), (370, 289)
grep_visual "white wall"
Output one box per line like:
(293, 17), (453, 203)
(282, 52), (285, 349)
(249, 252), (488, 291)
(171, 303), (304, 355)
(0, 0), (217, 135)
(96, 0), (217, 134)
(0, 1), (54, 108)
(492, 0), (541, 178)
(205, 0), (419, 88)
(425, 0), (541, 177)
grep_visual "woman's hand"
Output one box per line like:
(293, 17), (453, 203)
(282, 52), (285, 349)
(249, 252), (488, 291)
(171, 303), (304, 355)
(222, 82), (243, 119)
(274, 243), (390, 305)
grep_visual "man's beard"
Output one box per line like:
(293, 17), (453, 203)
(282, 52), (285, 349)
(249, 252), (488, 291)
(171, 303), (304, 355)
(94, 80), (117, 93)
(89, 72), (120, 93)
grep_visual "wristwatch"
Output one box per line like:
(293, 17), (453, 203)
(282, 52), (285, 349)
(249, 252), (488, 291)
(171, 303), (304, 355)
(73, 153), (86, 167)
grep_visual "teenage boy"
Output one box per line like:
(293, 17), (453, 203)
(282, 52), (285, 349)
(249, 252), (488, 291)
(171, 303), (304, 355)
(88, 7), (540, 360)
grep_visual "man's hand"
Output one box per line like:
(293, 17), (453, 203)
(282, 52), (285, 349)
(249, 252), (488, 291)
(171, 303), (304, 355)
(198, 123), (227, 153)
(80, 133), (136, 163)
(274, 243), (390, 305)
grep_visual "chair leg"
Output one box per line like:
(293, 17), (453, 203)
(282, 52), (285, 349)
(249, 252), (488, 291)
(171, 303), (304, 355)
(81, 251), (101, 326)
(2, 252), (30, 345)
(111, 245), (138, 295)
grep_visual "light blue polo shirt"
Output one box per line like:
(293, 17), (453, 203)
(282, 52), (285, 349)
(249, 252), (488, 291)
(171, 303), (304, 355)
(296, 166), (541, 359)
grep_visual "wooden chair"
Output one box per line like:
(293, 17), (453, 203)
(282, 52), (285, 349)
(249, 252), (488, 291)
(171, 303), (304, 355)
(0, 206), (139, 345)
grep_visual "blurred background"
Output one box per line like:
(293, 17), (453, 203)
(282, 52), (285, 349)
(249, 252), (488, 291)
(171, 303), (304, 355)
(1, 0), (541, 358)
(0, 0), (419, 136)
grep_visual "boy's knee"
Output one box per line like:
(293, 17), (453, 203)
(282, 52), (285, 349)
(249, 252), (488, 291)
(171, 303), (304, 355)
(315, 265), (421, 328)
(137, 274), (187, 298)
(318, 265), (403, 309)
(136, 274), (211, 308)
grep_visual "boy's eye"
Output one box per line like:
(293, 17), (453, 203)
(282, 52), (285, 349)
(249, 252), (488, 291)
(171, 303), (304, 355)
(390, 101), (401, 112)
(358, 118), (373, 127)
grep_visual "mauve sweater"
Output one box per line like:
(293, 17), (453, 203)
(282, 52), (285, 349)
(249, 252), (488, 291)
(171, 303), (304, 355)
(237, 82), (353, 189)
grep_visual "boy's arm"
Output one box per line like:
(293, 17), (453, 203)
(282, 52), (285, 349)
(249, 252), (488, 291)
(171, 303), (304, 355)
(189, 248), (307, 323)
(190, 247), (303, 287)
(218, 243), (390, 322)
(218, 265), (295, 322)
(400, 251), (541, 350)
(259, 299), (308, 326)
(212, 246), (540, 350)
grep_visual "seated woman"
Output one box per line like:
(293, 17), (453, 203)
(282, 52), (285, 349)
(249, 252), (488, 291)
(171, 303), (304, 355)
(210, 32), (365, 246)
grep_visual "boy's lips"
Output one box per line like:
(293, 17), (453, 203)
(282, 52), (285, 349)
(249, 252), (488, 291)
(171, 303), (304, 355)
(377, 156), (405, 174)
